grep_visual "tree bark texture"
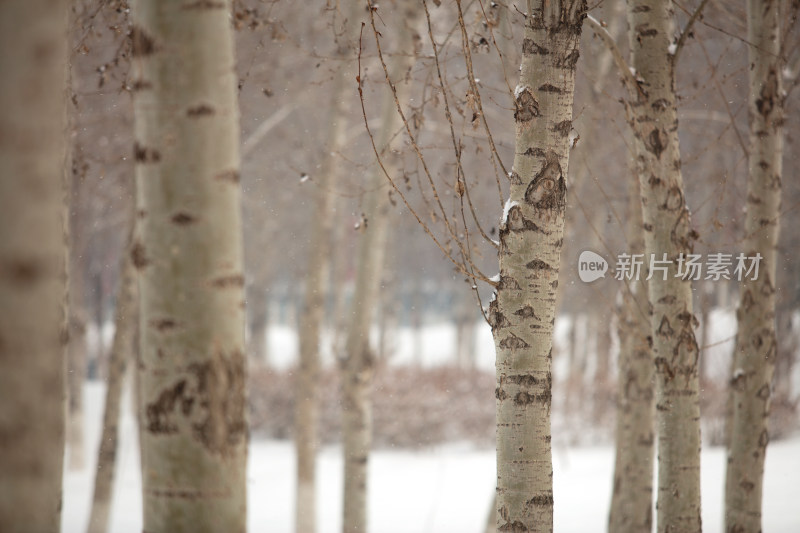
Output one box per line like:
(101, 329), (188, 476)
(131, 1), (248, 531)
(626, 2), (701, 531)
(608, 177), (654, 533)
(724, 1), (784, 531)
(488, 2), (586, 532)
(294, 3), (364, 533)
(0, 0), (69, 531)
(341, 4), (419, 531)
(87, 246), (138, 533)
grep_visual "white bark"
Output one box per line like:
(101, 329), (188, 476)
(626, 2), (701, 531)
(132, 1), (248, 530)
(608, 177), (654, 533)
(490, 2), (586, 531)
(725, 1), (784, 531)
(0, 0), (69, 530)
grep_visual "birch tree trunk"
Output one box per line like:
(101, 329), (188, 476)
(724, 1), (784, 531)
(489, 2), (586, 531)
(0, 0), (69, 530)
(626, 2), (701, 531)
(608, 177), (654, 533)
(131, 1), (248, 531)
(341, 4), (419, 531)
(87, 243), (138, 533)
(294, 4), (363, 532)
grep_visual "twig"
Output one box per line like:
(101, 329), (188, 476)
(357, 21), (496, 286)
(672, 0), (711, 62)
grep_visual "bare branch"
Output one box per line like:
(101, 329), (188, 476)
(585, 15), (643, 99)
(672, 0), (711, 62)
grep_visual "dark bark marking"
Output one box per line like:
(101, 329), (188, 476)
(498, 521), (529, 532)
(488, 303), (511, 330)
(498, 275), (521, 291)
(131, 240), (149, 269)
(525, 259), (552, 270)
(524, 152), (565, 210)
(755, 68), (779, 116)
(632, 5), (651, 12)
(538, 83), (563, 93)
(557, 49), (581, 69)
(514, 305), (539, 320)
(656, 315), (674, 338)
(526, 494), (554, 507)
(146, 380), (187, 434)
(645, 128), (664, 158)
(131, 26), (156, 57)
(1, 259), (45, 286)
(514, 390), (550, 405)
(663, 186), (683, 211)
(186, 104), (216, 117)
(187, 350), (247, 455)
(506, 206), (549, 233)
(150, 318), (179, 332)
(182, 0), (226, 9)
(131, 79), (153, 91)
(134, 142), (161, 164)
(499, 333), (530, 350)
(637, 26), (659, 38)
(522, 38), (549, 55)
(214, 169), (240, 184)
(209, 274), (245, 289)
(171, 212), (197, 225)
(522, 147), (546, 158)
(648, 175), (662, 187)
(514, 88), (539, 122)
(651, 98), (669, 111)
(658, 295), (676, 305)
(495, 387), (507, 401)
(553, 119), (572, 137)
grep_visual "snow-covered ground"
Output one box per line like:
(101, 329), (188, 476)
(63, 381), (800, 533)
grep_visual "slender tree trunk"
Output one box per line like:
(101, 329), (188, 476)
(608, 177), (654, 533)
(131, 1), (248, 531)
(489, 2), (586, 531)
(68, 307), (88, 470)
(294, 5), (363, 533)
(626, 2), (701, 531)
(0, 0), (69, 530)
(247, 283), (269, 365)
(698, 281), (712, 385)
(341, 4), (419, 531)
(87, 242), (138, 533)
(724, 1), (784, 531)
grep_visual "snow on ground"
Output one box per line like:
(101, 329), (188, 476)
(63, 381), (800, 533)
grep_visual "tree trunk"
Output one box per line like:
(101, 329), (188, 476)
(131, 1), (248, 531)
(608, 177), (654, 533)
(341, 4), (419, 531)
(294, 4), (363, 533)
(489, 2), (586, 531)
(87, 244), (138, 533)
(0, 0), (69, 530)
(626, 2), (702, 531)
(68, 307), (88, 470)
(724, 1), (784, 531)
(247, 283), (269, 365)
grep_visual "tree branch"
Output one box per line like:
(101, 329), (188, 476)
(672, 0), (712, 62)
